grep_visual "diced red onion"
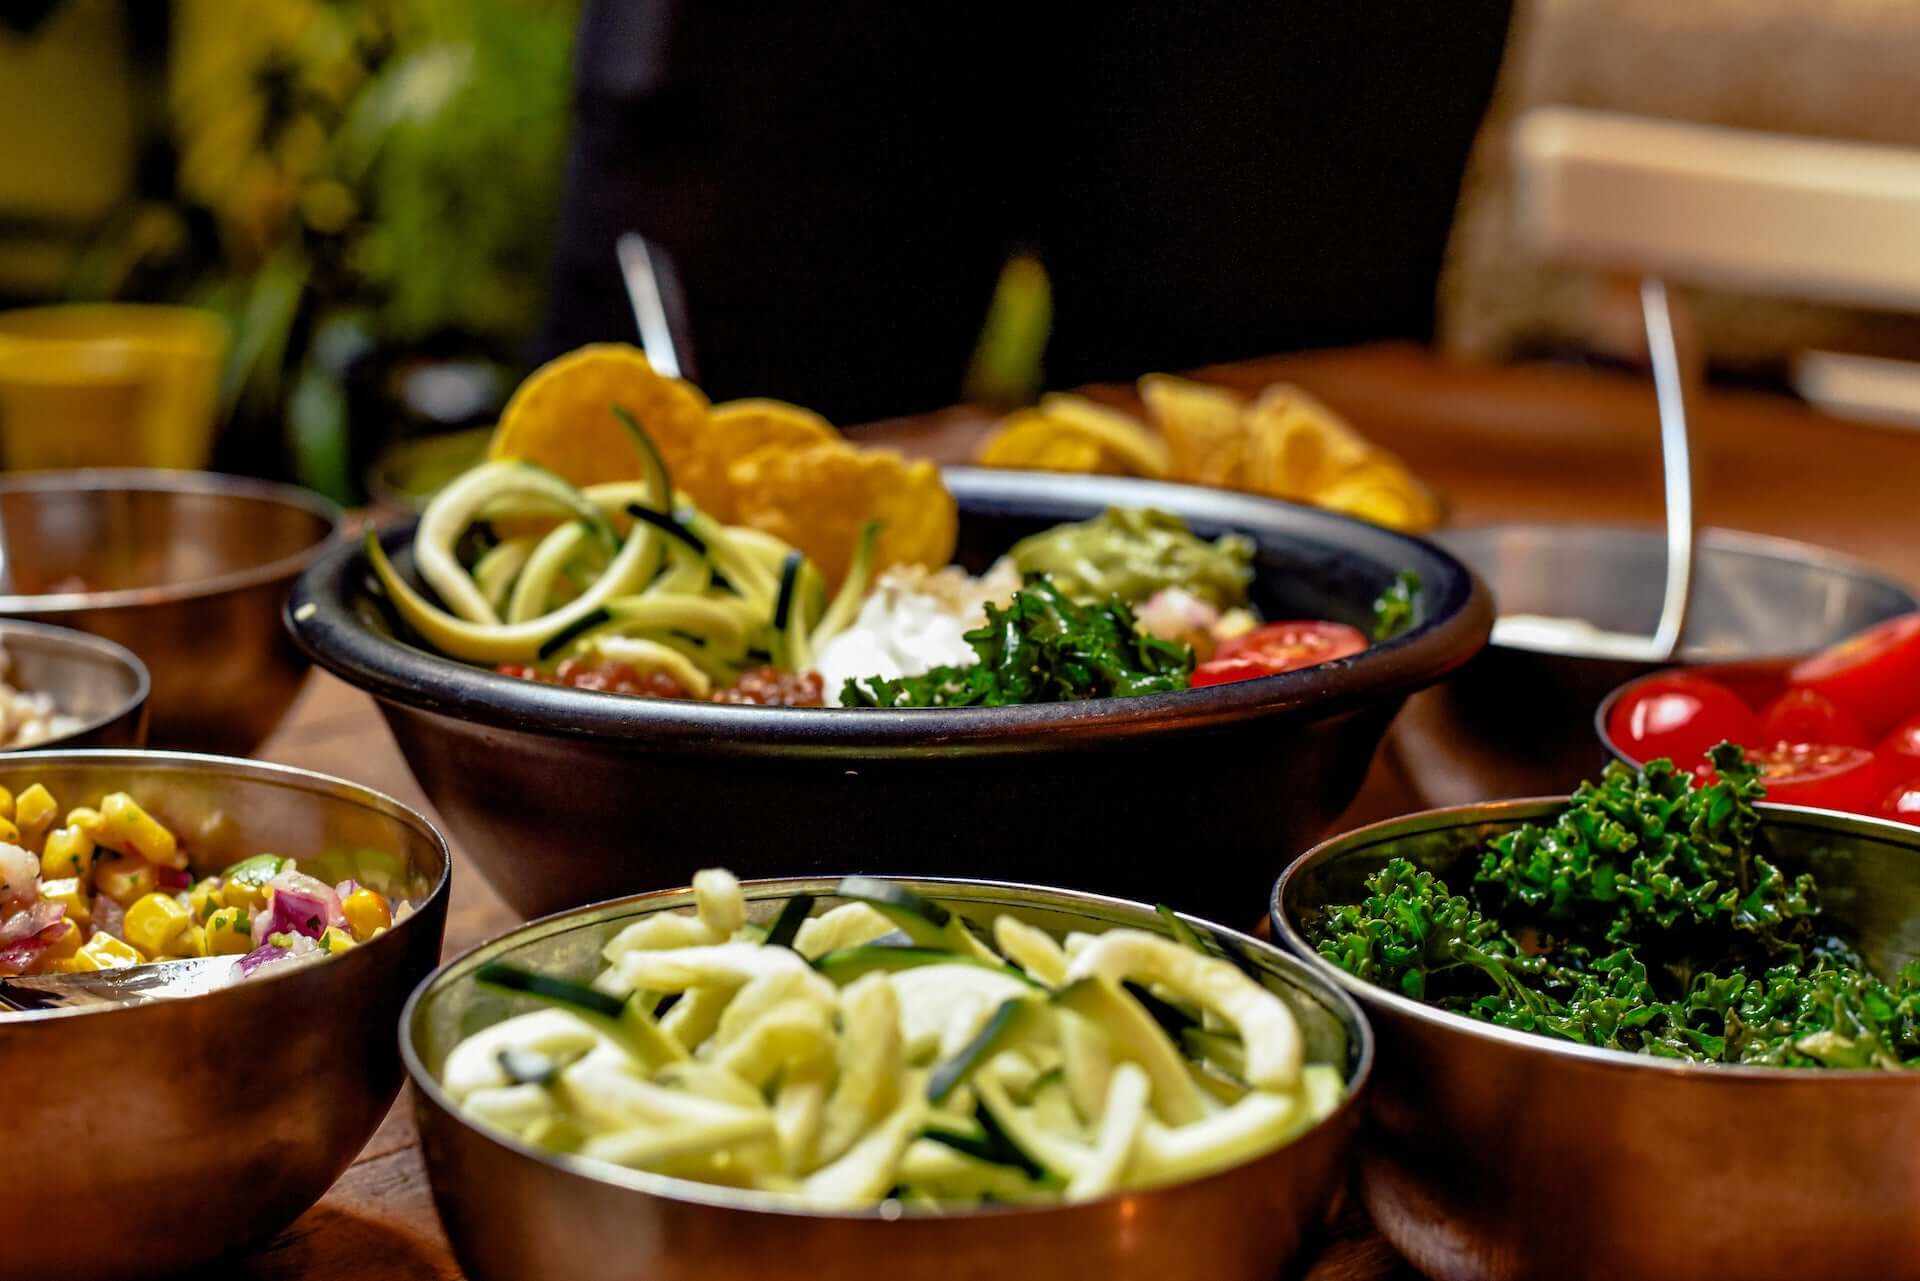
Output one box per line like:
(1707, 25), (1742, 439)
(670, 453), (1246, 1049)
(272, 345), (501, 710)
(0, 899), (63, 946)
(155, 865), (191, 891)
(333, 879), (361, 901)
(91, 894), (127, 941)
(235, 943), (289, 977)
(0, 917), (67, 976)
(255, 870), (345, 943)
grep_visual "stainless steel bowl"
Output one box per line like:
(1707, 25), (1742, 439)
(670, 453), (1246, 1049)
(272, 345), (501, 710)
(0, 469), (342, 754)
(0, 751), (450, 1281)
(1394, 524), (1916, 805)
(1272, 799), (1920, 1281)
(0, 618), (148, 749)
(405, 877), (1371, 1281)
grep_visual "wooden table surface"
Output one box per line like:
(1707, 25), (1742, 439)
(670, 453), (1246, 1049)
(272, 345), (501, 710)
(234, 342), (1920, 1280)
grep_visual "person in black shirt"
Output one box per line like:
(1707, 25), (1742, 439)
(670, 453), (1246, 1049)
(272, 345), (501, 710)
(539, 1), (1512, 424)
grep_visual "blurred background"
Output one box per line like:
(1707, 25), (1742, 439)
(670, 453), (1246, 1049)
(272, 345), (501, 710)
(3, 0), (1918, 505)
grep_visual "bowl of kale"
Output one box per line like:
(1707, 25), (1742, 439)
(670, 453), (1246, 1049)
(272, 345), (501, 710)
(1272, 746), (1920, 1281)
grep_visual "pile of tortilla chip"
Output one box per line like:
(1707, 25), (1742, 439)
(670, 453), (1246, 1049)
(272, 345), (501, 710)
(975, 375), (1439, 532)
(486, 344), (956, 585)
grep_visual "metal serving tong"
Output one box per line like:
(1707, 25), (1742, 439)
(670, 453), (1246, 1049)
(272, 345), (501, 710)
(0, 954), (238, 1012)
(1489, 276), (1697, 662)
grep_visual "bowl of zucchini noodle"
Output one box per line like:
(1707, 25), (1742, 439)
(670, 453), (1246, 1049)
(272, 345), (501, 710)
(402, 871), (1370, 1281)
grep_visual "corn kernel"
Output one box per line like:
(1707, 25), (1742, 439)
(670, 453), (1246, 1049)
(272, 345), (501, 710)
(124, 892), (193, 957)
(341, 887), (392, 941)
(38, 877), (90, 927)
(65, 932), (144, 971)
(178, 924), (209, 958)
(189, 877), (224, 922)
(65, 805), (101, 837)
(14, 784), (57, 840)
(95, 793), (183, 869)
(219, 854), (285, 912)
(0, 785), (13, 822)
(94, 853), (159, 906)
(0, 818), (17, 846)
(39, 825), (94, 881)
(204, 906), (253, 955)
(318, 925), (356, 955)
(35, 918), (83, 965)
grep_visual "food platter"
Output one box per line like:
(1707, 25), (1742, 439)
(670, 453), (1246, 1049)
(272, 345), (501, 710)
(7, 346), (1920, 1281)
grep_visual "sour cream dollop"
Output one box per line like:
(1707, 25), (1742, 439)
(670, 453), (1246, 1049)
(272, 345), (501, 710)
(816, 563), (1019, 705)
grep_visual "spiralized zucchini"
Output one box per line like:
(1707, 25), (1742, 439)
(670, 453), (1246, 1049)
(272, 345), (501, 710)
(440, 872), (1346, 1210)
(368, 407), (878, 681)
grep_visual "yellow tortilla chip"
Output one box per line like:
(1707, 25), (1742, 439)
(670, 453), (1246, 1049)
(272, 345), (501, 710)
(1313, 455), (1442, 531)
(1242, 383), (1372, 502)
(1139, 374), (1246, 488)
(977, 409), (1124, 475)
(728, 441), (957, 586)
(489, 343), (710, 490)
(696, 399), (840, 520)
(1034, 394), (1170, 477)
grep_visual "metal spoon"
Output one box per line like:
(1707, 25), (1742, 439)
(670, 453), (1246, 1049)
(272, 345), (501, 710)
(1490, 276), (1696, 661)
(0, 954), (238, 1012)
(616, 232), (694, 381)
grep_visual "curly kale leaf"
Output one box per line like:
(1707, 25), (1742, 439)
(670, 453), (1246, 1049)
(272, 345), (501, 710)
(1472, 745), (1815, 950)
(840, 577), (1193, 708)
(1307, 750), (1920, 1070)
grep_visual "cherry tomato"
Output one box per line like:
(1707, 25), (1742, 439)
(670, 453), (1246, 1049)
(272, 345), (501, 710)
(1883, 776), (1920, 827)
(1606, 673), (1760, 769)
(1787, 612), (1920, 734)
(1882, 716), (1920, 766)
(1191, 621), (1368, 687)
(1747, 743), (1894, 814)
(1758, 688), (1869, 749)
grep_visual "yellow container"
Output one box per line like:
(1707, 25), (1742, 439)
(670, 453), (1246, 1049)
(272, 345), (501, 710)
(0, 304), (228, 470)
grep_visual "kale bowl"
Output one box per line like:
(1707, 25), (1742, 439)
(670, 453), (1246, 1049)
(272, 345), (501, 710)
(288, 468), (1489, 923)
(1271, 770), (1920, 1281)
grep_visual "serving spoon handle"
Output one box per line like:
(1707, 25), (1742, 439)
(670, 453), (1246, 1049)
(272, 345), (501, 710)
(0, 954), (237, 1012)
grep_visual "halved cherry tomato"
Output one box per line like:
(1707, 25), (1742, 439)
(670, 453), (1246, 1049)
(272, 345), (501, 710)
(1882, 715), (1920, 766)
(1758, 688), (1869, 749)
(1190, 620), (1368, 687)
(1747, 743), (1894, 814)
(1787, 612), (1920, 734)
(1883, 776), (1920, 827)
(1606, 673), (1760, 769)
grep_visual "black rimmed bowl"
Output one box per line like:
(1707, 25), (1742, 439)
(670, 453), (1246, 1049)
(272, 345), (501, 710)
(0, 469), (343, 754)
(403, 875), (1370, 1281)
(288, 468), (1491, 922)
(0, 618), (149, 749)
(1272, 799), (1920, 1281)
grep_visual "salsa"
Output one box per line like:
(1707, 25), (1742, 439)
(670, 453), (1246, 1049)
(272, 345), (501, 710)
(496, 659), (825, 707)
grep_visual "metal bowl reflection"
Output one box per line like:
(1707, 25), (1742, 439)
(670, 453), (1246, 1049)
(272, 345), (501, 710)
(1273, 799), (1920, 1281)
(405, 877), (1369, 1281)
(1394, 524), (1915, 805)
(0, 751), (449, 1281)
(0, 469), (342, 754)
(0, 619), (148, 749)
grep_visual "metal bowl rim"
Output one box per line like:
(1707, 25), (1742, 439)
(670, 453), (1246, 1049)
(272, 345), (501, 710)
(1273, 795), (1920, 1084)
(0, 468), (344, 613)
(3, 747), (451, 1024)
(1442, 521), (1916, 663)
(0, 618), (150, 749)
(401, 872), (1374, 1221)
(291, 466), (1493, 748)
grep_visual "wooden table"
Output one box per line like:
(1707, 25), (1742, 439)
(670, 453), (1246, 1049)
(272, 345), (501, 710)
(235, 342), (1920, 1280)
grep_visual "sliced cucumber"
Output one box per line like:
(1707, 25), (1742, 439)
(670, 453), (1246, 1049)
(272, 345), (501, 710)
(624, 503), (709, 557)
(764, 893), (816, 951)
(476, 962), (688, 1069)
(610, 404), (673, 509)
(928, 996), (1041, 1104)
(972, 1075), (1090, 1183)
(1182, 1026), (1247, 1081)
(814, 945), (1005, 985)
(498, 1047), (560, 1086)
(833, 877), (1007, 967)
(812, 519), (880, 648)
(1155, 903), (1208, 956)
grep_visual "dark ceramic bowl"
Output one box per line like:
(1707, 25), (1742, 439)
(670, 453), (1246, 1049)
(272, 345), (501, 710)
(287, 468), (1491, 922)
(0, 618), (149, 749)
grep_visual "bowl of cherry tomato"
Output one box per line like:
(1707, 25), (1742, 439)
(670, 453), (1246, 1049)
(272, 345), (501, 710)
(1598, 612), (1920, 823)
